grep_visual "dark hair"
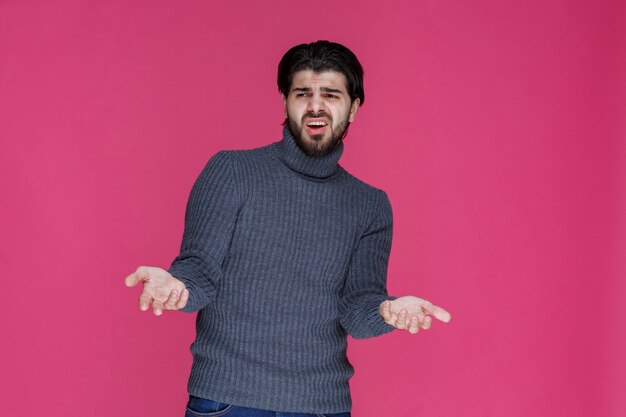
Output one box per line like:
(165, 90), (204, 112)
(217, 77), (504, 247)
(277, 40), (365, 105)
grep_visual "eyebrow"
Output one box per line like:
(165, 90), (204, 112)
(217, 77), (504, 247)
(292, 87), (345, 94)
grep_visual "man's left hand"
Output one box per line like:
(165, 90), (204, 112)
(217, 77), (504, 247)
(380, 296), (452, 334)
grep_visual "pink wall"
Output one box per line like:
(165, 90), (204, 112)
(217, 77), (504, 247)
(1, 1), (624, 416)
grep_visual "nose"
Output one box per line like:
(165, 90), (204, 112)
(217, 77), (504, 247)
(306, 93), (325, 114)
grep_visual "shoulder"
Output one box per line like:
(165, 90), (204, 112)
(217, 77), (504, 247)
(339, 167), (391, 207)
(200, 142), (272, 174)
(337, 167), (392, 231)
(215, 142), (274, 167)
(202, 144), (274, 205)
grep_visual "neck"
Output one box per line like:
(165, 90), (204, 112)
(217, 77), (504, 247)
(272, 125), (344, 179)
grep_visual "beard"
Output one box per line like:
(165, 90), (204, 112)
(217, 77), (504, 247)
(287, 111), (351, 158)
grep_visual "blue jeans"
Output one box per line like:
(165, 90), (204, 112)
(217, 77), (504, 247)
(185, 395), (351, 417)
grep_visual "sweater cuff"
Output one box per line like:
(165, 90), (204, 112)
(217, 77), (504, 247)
(368, 294), (398, 338)
(347, 294), (398, 339)
(168, 251), (222, 313)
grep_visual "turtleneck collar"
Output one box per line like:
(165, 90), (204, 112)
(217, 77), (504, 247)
(272, 125), (344, 179)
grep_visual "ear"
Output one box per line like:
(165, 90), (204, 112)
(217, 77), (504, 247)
(281, 94), (287, 116)
(348, 98), (361, 122)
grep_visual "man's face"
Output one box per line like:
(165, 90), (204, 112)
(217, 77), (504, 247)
(282, 70), (360, 157)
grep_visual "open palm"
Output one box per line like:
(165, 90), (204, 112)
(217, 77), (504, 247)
(124, 266), (188, 316)
(380, 295), (451, 334)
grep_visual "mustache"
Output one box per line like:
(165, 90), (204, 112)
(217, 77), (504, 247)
(303, 111), (332, 121)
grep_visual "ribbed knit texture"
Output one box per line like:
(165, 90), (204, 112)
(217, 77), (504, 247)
(169, 126), (396, 414)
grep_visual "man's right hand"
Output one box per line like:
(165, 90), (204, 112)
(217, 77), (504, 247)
(124, 266), (189, 316)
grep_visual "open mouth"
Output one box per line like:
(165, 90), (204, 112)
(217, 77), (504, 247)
(305, 120), (329, 134)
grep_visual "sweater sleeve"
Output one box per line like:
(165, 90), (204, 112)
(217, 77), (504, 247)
(339, 190), (397, 339)
(168, 150), (241, 313)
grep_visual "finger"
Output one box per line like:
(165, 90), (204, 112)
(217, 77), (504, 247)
(152, 300), (164, 316)
(420, 301), (435, 314)
(379, 301), (388, 320)
(386, 310), (399, 326)
(396, 309), (408, 329)
(125, 266), (148, 287)
(422, 315), (432, 330)
(390, 312), (398, 325)
(383, 300), (393, 320)
(163, 289), (180, 309)
(380, 300), (392, 322)
(408, 316), (420, 334)
(176, 288), (189, 309)
(430, 305), (452, 323)
(125, 271), (142, 287)
(415, 310), (426, 326)
(139, 292), (152, 312)
(385, 301), (397, 325)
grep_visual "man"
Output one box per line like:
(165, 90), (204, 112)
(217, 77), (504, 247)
(125, 40), (451, 417)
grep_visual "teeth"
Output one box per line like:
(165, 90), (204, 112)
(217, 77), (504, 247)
(307, 121), (327, 127)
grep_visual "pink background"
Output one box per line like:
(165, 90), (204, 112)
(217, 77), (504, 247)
(1, 1), (624, 416)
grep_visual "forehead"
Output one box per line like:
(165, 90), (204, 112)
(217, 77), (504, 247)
(290, 70), (348, 91)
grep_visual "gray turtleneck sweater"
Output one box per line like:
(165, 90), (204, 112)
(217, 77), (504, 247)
(168, 126), (396, 414)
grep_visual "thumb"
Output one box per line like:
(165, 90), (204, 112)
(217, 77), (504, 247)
(431, 306), (452, 323)
(124, 267), (149, 287)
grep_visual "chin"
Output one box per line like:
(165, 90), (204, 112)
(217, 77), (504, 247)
(308, 134), (326, 142)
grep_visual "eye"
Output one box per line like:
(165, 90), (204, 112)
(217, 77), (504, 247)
(324, 94), (337, 99)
